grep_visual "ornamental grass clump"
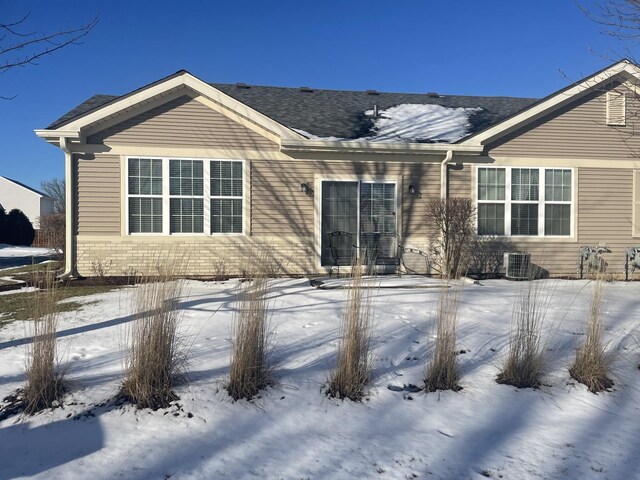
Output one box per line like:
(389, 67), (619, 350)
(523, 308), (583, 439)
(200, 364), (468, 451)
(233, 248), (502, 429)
(121, 260), (186, 409)
(227, 255), (274, 401)
(23, 269), (66, 414)
(425, 284), (462, 392)
(569, 280), (614, 393)
(497, 279), (550, 388)
(327, 262), (373, 401)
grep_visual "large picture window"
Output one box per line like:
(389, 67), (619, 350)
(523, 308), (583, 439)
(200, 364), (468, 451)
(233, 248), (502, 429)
(477, 166), (572, 237)
(126, 157), (244, 235)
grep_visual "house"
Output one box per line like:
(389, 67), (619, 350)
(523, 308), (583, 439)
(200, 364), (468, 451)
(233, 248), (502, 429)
(0, 176), (54, 230)
(35, 59), (640, 278)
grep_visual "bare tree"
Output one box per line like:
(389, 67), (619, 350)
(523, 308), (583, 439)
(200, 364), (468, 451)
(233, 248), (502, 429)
(40, 178), (65, 214)
(1, 12), (98, 98)
(425, 197), (476, 278)
(578, 1), (640, 62)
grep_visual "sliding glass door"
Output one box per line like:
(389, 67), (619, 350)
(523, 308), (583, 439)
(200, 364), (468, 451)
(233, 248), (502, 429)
(320, 180), (397, 266)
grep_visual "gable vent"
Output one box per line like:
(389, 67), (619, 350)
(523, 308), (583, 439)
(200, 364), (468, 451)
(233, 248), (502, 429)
(235, 82), (250, 89)
(607, 91), (626, 126)
(299, 86), (314, 93)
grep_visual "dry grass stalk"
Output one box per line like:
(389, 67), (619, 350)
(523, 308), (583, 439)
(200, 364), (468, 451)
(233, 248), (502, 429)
(497, 279), (550, 388)
(227, 252), (274, 400)
(425, 285), (462, 392)
(23, 269), (65, 414)
(121, 256), (187, 409)
(327, 262), (373, 401)
(569, 280), (614, 393)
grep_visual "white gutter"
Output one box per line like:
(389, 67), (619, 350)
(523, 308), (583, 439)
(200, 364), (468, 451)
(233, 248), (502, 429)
(280, 139), (483, 156)
(60, 137), (76, 278)
(440, 150), (454, 199)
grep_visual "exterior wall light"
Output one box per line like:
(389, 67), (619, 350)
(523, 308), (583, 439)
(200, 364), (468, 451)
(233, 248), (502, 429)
(301, 182), (314, 196)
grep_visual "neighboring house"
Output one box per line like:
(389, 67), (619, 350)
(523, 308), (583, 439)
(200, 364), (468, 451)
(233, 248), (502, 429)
(35, 59), (640, 277)
(0, 176), (54, 230)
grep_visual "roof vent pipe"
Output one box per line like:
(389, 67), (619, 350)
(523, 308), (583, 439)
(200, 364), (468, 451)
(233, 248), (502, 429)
(373, 104), (378, 117)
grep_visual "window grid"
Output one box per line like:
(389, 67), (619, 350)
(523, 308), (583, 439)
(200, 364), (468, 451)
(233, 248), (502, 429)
(128, 158), (163, 233)
(169, 160), (204, 233)
(210, 160), (243, 234)
(544, 169), (572, 236)
(477, 166), (572, 237)
(477, 167), (506, 236)
(127, 157), (244, 236)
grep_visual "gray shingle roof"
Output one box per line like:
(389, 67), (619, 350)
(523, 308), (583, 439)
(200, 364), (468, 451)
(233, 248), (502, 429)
(47, 82), (538, 142)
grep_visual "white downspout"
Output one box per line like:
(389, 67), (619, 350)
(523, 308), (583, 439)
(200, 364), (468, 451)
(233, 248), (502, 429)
(60, 137), (76, 278)
(440, 149), (454, 199)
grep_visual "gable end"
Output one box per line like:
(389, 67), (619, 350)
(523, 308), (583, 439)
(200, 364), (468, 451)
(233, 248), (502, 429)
(86, 95), (278, 150)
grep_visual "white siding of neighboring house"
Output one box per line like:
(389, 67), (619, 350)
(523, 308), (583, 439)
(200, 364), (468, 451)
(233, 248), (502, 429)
(0, 176), (54, 229)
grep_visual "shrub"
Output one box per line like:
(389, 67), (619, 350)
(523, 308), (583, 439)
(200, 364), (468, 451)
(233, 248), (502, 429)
(23, 270), (66, 414)
(227, 272), (273, 400)
(4, 209), (35, 246)
(497, 280), (550, 388)
(38, 213), (66, 264)
(425, 285), (462, 392)
(425, 197), (476, 278)
(90, 258), (113, 277)
(327, 263), (373, 401)
(467, 235), (514, 279)
(121, 263), (186, 409)
(569, 281), (614, 393)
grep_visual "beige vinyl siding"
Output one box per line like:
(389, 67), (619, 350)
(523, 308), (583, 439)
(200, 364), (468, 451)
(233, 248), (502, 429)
(578, 168), (632, 243)
(634, 170), (640, 237)
(76, 154), (121, 235)
(488, 84), (640, 159)
(87, 95), (277, 150)
(448, 164), (471, 197)
(250, 159), (440, 241)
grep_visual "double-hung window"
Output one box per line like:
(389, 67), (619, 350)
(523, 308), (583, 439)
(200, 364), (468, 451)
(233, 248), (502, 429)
(477, 166), (572, 237)
(128, 158), (163, 233)
(210, 161), (243, 233)
(170, 160), (204, 233)
(544, 169), (572, 236)
(127, 157), (244, 235)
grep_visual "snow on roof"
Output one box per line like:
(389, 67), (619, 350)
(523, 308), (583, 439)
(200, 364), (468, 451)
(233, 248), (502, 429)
(365, 104), (481, 143)
(292, 104), (481, 143)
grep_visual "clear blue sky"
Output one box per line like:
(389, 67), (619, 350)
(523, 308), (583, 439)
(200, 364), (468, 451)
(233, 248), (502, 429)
(0, 0), (633, 190)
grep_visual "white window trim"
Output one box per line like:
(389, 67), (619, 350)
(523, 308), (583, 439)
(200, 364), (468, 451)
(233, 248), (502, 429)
(475, 165), (575, 238)
(125, 156), (246, 236)
(315, 176), (401, 269)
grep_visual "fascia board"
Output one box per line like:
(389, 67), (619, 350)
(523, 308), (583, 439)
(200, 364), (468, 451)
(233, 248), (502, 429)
(281, 139), (483, 155)
(462, 60), (640, 146)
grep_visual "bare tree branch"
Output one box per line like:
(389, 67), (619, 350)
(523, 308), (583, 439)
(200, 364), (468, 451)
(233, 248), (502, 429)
(578, 0), (640, 39)
(0, 12), (98, 83)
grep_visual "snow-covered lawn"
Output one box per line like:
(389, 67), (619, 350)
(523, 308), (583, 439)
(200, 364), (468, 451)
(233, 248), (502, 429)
(1, 278), (639, 479)
(0, 244), (55, 258)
